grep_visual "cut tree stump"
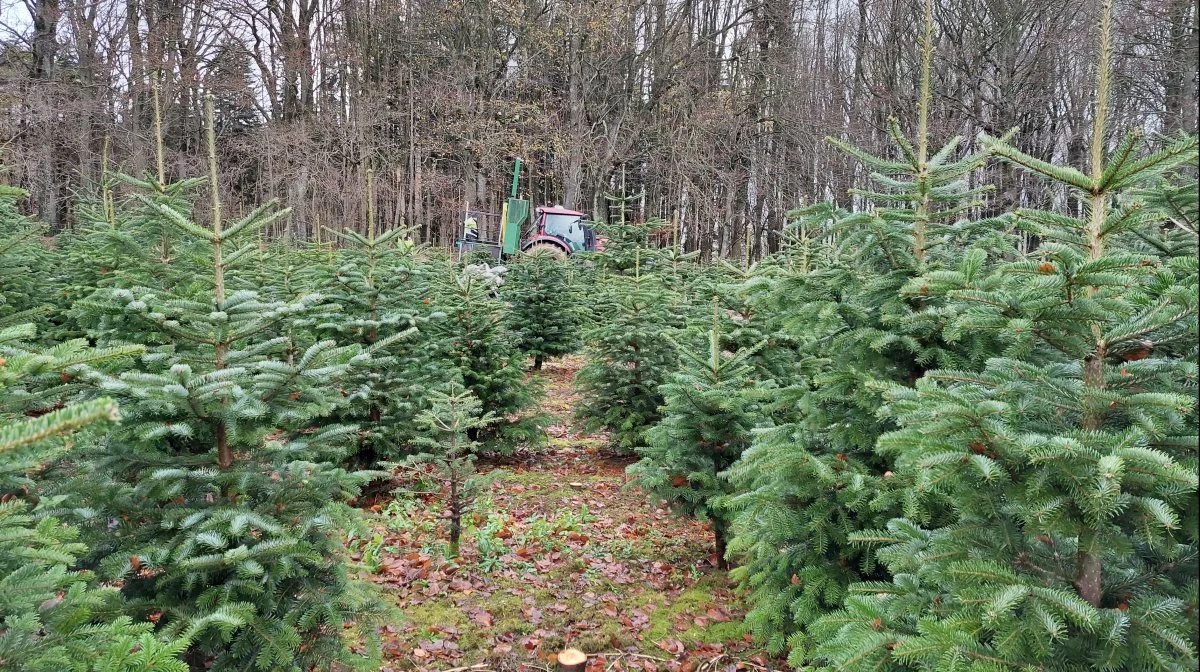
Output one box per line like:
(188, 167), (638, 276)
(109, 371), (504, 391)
(557, 647), (587, 671)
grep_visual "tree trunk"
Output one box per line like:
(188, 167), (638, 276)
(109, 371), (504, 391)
(448, 479), (462, 558)
(29, 0), (60, 80)
(713, 518), (728, 571)
(1164, 0), (1199, 134)
(1074, 528), (1102, 607)
(562, 24), (585, 209)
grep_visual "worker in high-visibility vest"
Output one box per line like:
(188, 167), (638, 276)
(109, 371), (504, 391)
(463, 215), (479, 242)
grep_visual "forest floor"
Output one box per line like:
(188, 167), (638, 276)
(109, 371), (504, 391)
(354, 355), (774, 672)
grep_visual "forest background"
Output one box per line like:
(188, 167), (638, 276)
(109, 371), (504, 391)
(1, 0), (1197, 259)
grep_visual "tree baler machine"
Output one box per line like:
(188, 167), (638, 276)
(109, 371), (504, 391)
(456, 158), (602, 260)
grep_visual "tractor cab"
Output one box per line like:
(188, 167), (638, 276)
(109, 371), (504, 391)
(526, 206), (599, 255)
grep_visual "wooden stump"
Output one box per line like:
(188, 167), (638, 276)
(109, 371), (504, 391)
(557, 648), (587, 672)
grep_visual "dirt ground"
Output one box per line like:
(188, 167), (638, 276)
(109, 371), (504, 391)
(354, 355), (776, 672)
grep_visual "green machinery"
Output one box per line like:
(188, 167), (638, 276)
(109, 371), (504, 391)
(457, 159), (599, 260)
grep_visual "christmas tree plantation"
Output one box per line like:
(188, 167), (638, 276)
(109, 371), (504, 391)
(0, 5), (1196, 669)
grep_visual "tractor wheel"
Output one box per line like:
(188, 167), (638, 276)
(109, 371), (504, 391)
(523, 242), (568, 261)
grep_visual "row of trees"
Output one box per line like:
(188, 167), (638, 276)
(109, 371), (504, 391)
(572, 1), (1199, 667)
(2, 0), (1197, 259)
(0, 91), (587, 668)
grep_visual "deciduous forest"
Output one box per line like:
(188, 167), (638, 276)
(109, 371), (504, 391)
(2, 0), (1197, 254)
(0, 0), (1197, 671)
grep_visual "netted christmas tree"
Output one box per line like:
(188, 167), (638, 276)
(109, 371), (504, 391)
(628, 311), (765, 569)
(505, 251), (581, 370)
(575, 250), (683, 453)
(810, 3), (1199, 669)
(63, 97), (387, 671)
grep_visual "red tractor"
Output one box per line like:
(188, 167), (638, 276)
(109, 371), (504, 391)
(521, 205), (602, 259)
(457, 159), (603, 260)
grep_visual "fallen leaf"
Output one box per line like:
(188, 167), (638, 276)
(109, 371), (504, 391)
(705, 608), (730, 622)
(657, 638), (685, 655)
(471, 610), (493, 627)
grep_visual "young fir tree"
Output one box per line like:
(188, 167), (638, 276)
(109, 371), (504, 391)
(698, 258), (800, 382)
(429, 262), (539, 451)
(811, 3), (1199, 669)
(0, 224), (201, 672)
(505, 251), (580, 370)
(590, 219), (659, 276)
(403, 384), (499, 558)
(53, 114), (209, 337)
(720, 0), (1013, 659)
(66, 97), (387, 671)
(575, 251), (683, 453)
(628, 311), (765, 569)
(316, 172), (451, 463)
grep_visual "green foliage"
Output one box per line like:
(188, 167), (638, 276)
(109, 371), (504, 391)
(575, 256), (683, 453)
(591, 219), (661, 276)
(0, 500), (194, 672)
(628, 318), (765, 567)
(428, 262), (540, 451)
(721, 56), (1013, 657)
(808, 81), (1200, 672)
(0, 182), (54, 331)
(63, 164), (388, 670)
(1124, 166), (1199, 260)
(0, 321), (192, 671)
(401, 384), (502, 558)
(505, 252), (581, 370)
(316, 226), (452, 463)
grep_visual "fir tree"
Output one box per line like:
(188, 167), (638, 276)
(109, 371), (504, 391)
(590, 219), (659, 276)
(720, 0), (1013, 658)
(403, 384), (500, 558)
(429, 262), (539, 451)
(628, 312), (765, 569)
(505, 251), (581, 370)
(575, 251), (682, 453)
(316, 175), (451, 463)
(0, 182), (54, 331)
(0, 321), (204, 671)
(811, 3), (1200, 669)
(65, 97), (387, 671)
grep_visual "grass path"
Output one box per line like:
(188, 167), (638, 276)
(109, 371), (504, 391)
(359, 355), (773, 672)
